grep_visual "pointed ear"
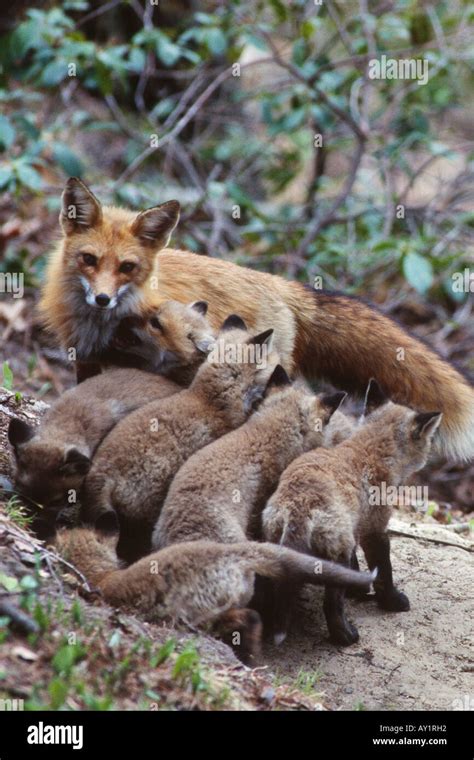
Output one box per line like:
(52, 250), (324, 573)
(60, 177), (102, 235)
(247, 328), (274, 349)
(320, 391), (347, 421)
(412, 411), (443, 441)
(95, 510), (120, 536)
(220, 314), (247, 332)
(130, 200), (180, 249)
(363, 378), (388, 415)
(265, 364), (291, 393)
(8, 418), (35, 449)
(189, 301), (208, 316)
(59, 448), (91, 477)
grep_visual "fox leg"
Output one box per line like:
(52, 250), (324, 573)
(214, 607), (263, 665)
(271, 580), (300, 646)
(323, 552), (359, 646)
(360, 532), (410, 612)
(346, 548), (372, 601)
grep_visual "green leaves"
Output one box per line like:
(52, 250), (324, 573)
(0, 116), (16, 150)
(41, 60), (68, 87)
(15, 162), (42, 191)
(0, 573), (19, 592)
(2, 362), (13, 391)
(52, 642), (86, 676)
(403, 251), (434, 295)
(53, 144), (84, 177)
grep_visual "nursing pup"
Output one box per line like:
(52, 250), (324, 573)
(8, 299), (214, 522)
(82, 317), (278, 561)
(153, 367), (346, 550)
(87, 299), (214, 384)
(262, 380), (442, 646)
(8, 369), (178, 516)
(55, 514), (375, 663)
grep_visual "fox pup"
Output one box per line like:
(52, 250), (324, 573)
(39, 178), (473, 460)
(8, 369), (179, 517)
(8, 300), (213, 514)
(104, 299), (215, 385)
(55, 513), (375, 663)
(153, 366), (346, 550)
(262, 380), (442, 646)
(82, 316), (279, 561)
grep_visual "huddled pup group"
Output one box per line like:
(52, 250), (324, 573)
(8, 302), (441, 662)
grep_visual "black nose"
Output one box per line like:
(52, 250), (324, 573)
(95, 293), (111, 307)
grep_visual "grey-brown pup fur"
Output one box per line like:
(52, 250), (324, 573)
(262, 379), (442, 646)
(82, 316), (279, 560)
(153, 366), (346, 550)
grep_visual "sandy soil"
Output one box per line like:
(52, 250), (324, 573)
(265, 532), (474, 710)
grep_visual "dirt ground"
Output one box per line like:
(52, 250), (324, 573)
(1, 387), (472, 710)
(266, 531), (474, 710)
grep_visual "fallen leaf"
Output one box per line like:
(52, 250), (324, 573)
(0, 573), (19, 592)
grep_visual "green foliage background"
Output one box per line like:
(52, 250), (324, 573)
(0, 0), (473, 304)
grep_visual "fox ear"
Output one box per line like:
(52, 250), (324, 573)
(320, 391), (347, 421)
(131, 201), (180, 249)
(220, 314), (247, 332)
(189, 301), (208, 316)
(95, 510), (119, 536)
(248, 328), (274, 349)
(412, 411), (443, 441)
(363, 378), (388, 415)
(8, 418), (35, 449)
(265, 364), (291, 393)
(60, 177), (102, 234)
(59, 448), (91, 477)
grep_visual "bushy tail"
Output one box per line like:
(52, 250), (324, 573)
(243, 542), (375, 590)
(290, 286), (474, 462)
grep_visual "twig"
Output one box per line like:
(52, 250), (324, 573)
(295, 136), (366, 258)
(0, 598), (39, 635)
(76, 0), (121, 27)
(388, 526), (473, 552)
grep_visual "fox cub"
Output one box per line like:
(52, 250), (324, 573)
(55, 513), (374, 663)
(105, 299), (214, 383)
(8, 300), (213, 517)
(82, 316), (279, 561)
(153, 366), (346, 550)
(262, 379), (442, 646)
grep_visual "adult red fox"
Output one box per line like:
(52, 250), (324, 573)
(38, 178), (474, 461)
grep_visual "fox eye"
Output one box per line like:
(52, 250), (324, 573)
(82, 253), (97, 267)
(150, 316), (163, 331)
(119, 261), (136, 274)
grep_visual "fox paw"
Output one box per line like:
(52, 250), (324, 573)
(377, 589), (410, 612)
(330, 621), (359, 646)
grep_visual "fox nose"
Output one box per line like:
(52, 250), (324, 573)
(95, 293), (111, 307)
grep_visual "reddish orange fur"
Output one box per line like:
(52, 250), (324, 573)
(38, 186), (474, 461)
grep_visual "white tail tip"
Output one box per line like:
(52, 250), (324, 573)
(273, 631), (287, 646)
